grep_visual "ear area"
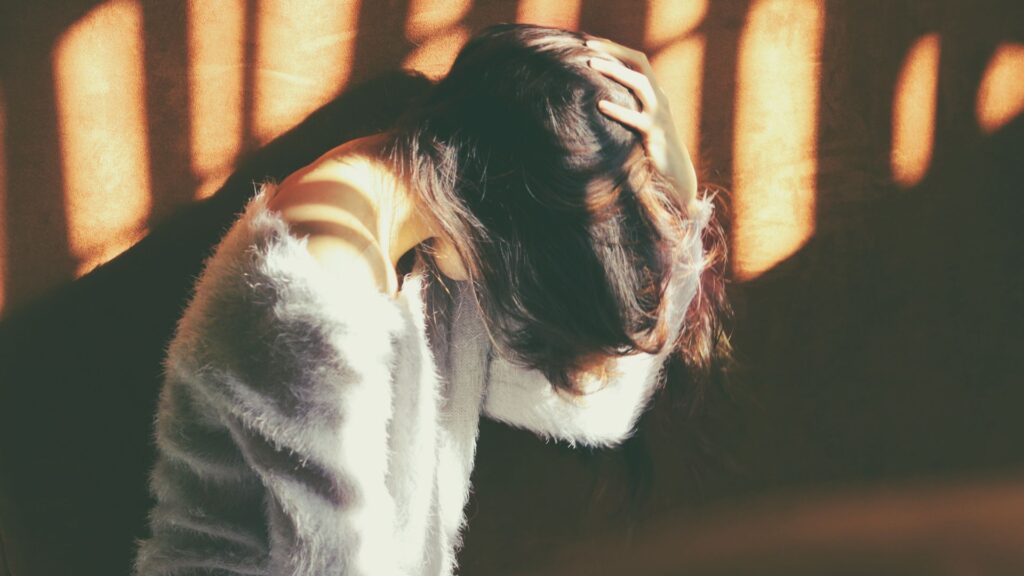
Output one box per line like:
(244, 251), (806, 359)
(432, 235), (470, 281)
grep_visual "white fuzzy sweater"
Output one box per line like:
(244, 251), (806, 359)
(132, 183), (712, 576)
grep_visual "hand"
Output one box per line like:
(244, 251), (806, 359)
(584, 37), (699, 213)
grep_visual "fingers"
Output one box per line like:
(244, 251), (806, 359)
(588, 57), (657, 111)
(596, 99), (652, 133)
(584, 38), (653, 75)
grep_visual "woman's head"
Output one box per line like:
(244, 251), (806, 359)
(382, 23), (730, 396)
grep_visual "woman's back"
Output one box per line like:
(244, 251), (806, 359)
(132, 180), (489, 575)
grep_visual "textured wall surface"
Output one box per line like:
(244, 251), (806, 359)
(1, 0), (1022, 574)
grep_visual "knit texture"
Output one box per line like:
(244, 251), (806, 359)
(132, 182), (713, 575)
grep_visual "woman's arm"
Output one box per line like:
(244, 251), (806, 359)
(480, 202), (710, 449)
(481, 39), (710, 449)
(481, 346), (675, 449)
(134, 183), (406, 575)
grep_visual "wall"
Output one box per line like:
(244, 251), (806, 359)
(0, 0), (1022, 574)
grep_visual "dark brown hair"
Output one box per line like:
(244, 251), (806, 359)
(381, 23), (733, 400)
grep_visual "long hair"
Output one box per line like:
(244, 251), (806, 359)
(380, 23), (733, 404)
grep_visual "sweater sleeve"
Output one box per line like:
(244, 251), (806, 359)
(480, 196), (714, 449)
(133, 185), (408, 576)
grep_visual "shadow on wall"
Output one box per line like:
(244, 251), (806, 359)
(0, 0), (523, 317)
(0, 70), (434, 576)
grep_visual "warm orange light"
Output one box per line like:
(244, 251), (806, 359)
(254, 0), (361, 142)
(647, 0), (707, 173)
(53, 0), (153, 277)
(523, 476), (1024, 575)
(188, 0), (245, 200)
(733, 0), (823, 281)
(891, 33), (940, 188)
(403, 0), (472, 79)
(646, 0), (707, 46)
(516, 0), (582, 29)
(0, 83), (7, 313)
(407, 0), (471, 33)
(977, 43), (1024, 135)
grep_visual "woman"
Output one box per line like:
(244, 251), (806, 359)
(133, 23), (730, 576)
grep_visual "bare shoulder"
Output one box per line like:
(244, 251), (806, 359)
(266, 150), (396, 297)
